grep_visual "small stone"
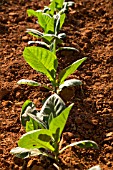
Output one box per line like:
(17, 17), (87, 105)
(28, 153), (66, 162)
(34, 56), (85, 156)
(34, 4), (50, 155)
(107, 161), (112, 167)
(82, 29), (92, 38)
(2, 101), (9, 107)
(9, 12), (18, 16)
(106, 153), (111, 158)
(16, 91), (21, 98)
(63, 132), (74, 139)
(101, 74), (109, 78)
(107, 109), (112, 113)
(97, 94), (104, 98)
(102, 108), (109, 114)
(22, 36), (29, 41)
(91, 119), (98, 125)
(109, 101), (113, 107)
(105, 146), (113, 152)
(106, 132), (113, 137)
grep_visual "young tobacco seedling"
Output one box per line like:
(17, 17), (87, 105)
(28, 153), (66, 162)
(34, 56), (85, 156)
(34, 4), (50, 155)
(17, 46), (86, 93)
(26, 0), (77, 54)
(11, 94), (98, 164)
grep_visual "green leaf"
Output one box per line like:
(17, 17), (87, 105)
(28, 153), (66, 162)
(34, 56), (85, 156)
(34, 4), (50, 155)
(54, 0), (64, 9)
(88, 165), (101, 170)
(60, 13), (66, 28)
(39, 94), (66, 127)
(18, 129), (54, 151)
(58, 57), (87, 85)
(49, 103), (74, 141)
(21, 100), (34, 127)
(26, 117), (39, 132)
(36, 12), (54, 33)
(23, 46), (58, 82)
(58, 79), (82, 91)
(17, 79), (41, 86)
(60, 140), (98, 153)
(10, 147), (46, 158)
(21, 100), (46, 130)
(27, 9), (39, 18)
(49, 0), (55, 16)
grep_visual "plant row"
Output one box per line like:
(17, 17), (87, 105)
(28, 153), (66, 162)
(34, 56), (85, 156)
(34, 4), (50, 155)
(11, 0), (101, 169)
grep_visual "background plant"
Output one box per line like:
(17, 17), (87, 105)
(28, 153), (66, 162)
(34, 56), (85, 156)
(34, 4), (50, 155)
(26, 0), (76, 54)
(11, 94), (98, 165)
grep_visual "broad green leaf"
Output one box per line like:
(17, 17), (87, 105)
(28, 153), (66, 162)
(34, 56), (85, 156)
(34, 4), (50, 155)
(58, 57), (87, 85)
(10, 147), (46, 159)
(58, 79), (82, 91)
(60, 140), (98, 153)
(36, 12), (54, 33)
(18, 129), (54, 151)
(49, 103), (74, 141)
(21, 100), (46, 129)
(39, 94), (66, 127)
(49, 0), (55, 16)
(88, 165), (101, 170)
(55, 0), (64, 9)
(27, 9), (40, 18)
(26, 117), (40, 132)
(23, 46), (58, 82)
(17, 79), (41, 86)
(60, 13), (66, 28)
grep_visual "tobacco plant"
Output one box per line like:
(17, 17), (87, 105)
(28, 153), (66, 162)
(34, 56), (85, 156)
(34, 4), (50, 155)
(17, 0), (86, 93)
(11, 94), (98, 164)
(18, 46), (86, 93)
(26, 0), (76, 53)
(10, 1), (101, 169)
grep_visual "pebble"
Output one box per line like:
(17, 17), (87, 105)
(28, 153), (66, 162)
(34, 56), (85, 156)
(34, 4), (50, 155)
(106, 132), (113, 137)
(91, 119), (98, 125)
(16, 91), (21, 98)
(9, 12), (18, 16)
(22, 36), (29, 41)
(97, 94), (104, 98)
(102, 108), (109, 114)
(2, 101), (10, 107)
(101, 74), (109, 78)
